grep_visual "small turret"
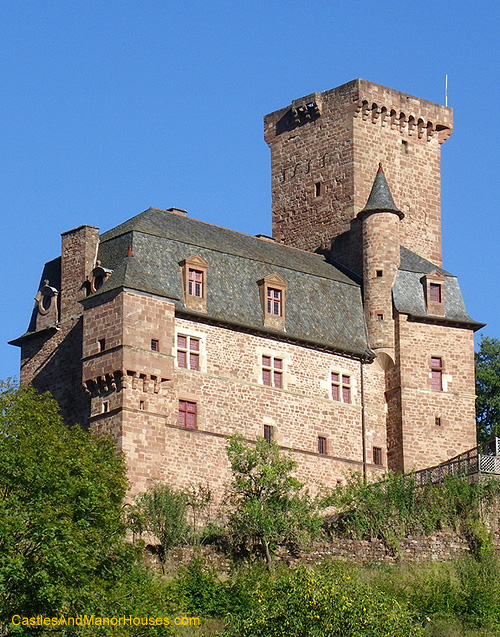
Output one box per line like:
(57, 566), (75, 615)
(358, 164), (402, 360)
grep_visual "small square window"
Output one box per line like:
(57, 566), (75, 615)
(98, 338), (106, 352)
(318, 436), (327, 455)
(178, 400), (197, 429)
(376, 270), (383, 278)
(377, 313), (384, 321)
(373, 447), (383, 465)
(264, 425), (273, 444)
(151, 339), (159, 352)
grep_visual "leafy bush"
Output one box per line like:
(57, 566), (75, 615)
(221, 563), (422, 636)
(324, 471), (500, 553)
(129, 483), (188, 571)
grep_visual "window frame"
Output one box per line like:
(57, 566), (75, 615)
(373, 446), (383, 466)
(264, 424), (273, 444)
(259, 273), (287, 330)
(180, 255), (209, 313)
(261, 355), (284, 389)
(422, 270), (446, 317)
(430, 356), (443, 391)
(176, 333), (202, 371)
(178, 399), (197, 429)
(331, 371), (352, 404)
(318, 436), (327, 455)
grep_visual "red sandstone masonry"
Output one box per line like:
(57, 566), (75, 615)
(13, 79), (477, 506)
(265, 79), (452, 268)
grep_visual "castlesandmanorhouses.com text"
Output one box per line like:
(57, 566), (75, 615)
(12, 615), (200, 628)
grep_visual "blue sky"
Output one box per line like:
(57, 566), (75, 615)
(1, 0), (499, 381)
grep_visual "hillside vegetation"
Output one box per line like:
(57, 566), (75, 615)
(2, 383), (500, 636)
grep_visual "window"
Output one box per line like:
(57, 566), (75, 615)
(139, 401), (145, 410)
(429, 283), (442, 304)
(102, 401), (109, 413)
(264, 424), (273, 444)
(331, 372), (351, 404)
(98, 338), (106, 352)
(401, 140), (409, 154)
(318, 436), (327, 455)
(267, 288), (281, 316)
(181, 255), (209, 312)
(435, 416), (441, 427)
(262, 355), (283, 388)
(88, 264), (113, 295)
(373, 447), (383, 465)
(315, 182), (322, 197)
(377, 313), (384, 321)
(177, 335), (200, 371)
(151, 339), (159, 352)
(41, 294), (52, 311)
(178, 400), (197, 429)
(423, 271), (445, 317)
(188, 269), (203, 298)
(259, 274), (286, 330)
(431, 357), (443, 391)
(376, 270), (383, 278)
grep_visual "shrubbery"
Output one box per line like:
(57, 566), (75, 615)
(324, 470), (500, 556)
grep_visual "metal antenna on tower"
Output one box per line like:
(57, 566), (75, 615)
(445, 74), (448, 107)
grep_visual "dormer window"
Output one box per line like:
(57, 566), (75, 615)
(422, 270), (446, 317)
(87, 262), (113, 295)
(35, 279), (60, 330)
(259, 274), (286, 330)
(180, 255), (209, 313)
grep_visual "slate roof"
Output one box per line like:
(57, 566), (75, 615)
(358, 164), (404, 218)
(394, 247), (483, 330)
(92, 208), (373, 358)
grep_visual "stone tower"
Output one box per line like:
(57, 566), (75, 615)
(358, 163), (403, 358)
(264, 78), (453, 272)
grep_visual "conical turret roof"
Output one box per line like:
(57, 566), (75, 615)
(358, 163), (404, 218)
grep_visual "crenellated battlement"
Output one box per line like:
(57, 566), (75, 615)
(353, 98), (452, 144)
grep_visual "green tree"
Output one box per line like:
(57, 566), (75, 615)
(129, 482), (188, 572)
(225, 435), (320, 569)
(475, 336), (500, 443)
(0, 382), (129, 626)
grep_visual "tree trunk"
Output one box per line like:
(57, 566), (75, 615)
(263, 539), (273, 571)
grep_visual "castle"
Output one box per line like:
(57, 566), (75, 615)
(10, 79), (482, 496)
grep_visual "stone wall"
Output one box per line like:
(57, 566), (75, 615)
(159, 531), (494, 574)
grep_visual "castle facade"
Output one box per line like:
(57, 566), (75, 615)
(11, 79), (482, 496)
